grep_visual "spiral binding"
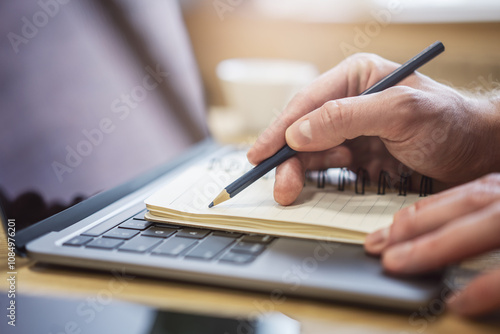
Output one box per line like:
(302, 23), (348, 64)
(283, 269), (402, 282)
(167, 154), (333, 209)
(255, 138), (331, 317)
(419, 176), (433, 197)
(377, 170), (391, 195)
(209, 152), (431, 197)
(317, 170), (327, 188)
(399, 173), (411, 196)
(355, 168), (369, 194)
(307, 168), (432, 197)
(337, 168), (349, 191)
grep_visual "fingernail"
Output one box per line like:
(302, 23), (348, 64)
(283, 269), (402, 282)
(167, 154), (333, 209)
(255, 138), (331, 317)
(365, 227), (390, 254)
(383, 242), (413, 271)
(286, 119), (311, 148)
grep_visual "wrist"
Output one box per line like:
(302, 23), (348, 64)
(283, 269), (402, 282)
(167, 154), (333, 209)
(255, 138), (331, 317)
(470, 95), (500, 176)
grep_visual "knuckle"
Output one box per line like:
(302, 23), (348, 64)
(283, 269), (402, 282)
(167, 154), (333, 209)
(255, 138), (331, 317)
(319, 100), (351, 138)
(479, 173), (500, 186)
(390, 201), (427, 242)
(388, 86), (425, 107)
(390, 217), (416, 241)
(390, 210), (418, 241)
(385, 86), (429, 121)
(346, 52), (383, 68)
(286, 88), (315, 115)
(345, 53), (397, 80)
(412, 199), (426, 213)
(465, 181), (499, 208)
(287, 88), (307, 108)
(347, 53), (381, 78)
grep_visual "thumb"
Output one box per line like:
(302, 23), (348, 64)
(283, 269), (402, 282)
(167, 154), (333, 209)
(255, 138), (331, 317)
(285, 86), (420, 152)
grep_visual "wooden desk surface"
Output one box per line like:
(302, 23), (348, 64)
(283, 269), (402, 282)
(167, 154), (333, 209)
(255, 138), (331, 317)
(1, 224), (500, 333)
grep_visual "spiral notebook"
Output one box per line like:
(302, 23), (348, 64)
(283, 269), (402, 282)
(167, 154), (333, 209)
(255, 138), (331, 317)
(145, 150), (432, 244)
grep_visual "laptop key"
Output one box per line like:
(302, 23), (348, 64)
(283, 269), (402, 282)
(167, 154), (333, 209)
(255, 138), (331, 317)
(240, 235), (274, 244)
(176, 228), (210, 239)
(103, 228), (139, 240)
(220, 252), (256, 264)
(211, 231), (242, 238)
(86, 238), (123, 250)
(63, 235), (93, 247)
(185, 236), (235, 260)
(142, 226), (176, 238)
(118, 236), (162, 253)
(119, 219), (152, 230)
(133, 211), (147, 221)
(81, 223), (119, 237)
(231, 242), (265, 255)
(153, 222), (182, 229)
(152, 237), (197, 257)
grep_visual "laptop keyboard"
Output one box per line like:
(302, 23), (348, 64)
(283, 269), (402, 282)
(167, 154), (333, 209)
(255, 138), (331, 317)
(62, 210), (275, 265)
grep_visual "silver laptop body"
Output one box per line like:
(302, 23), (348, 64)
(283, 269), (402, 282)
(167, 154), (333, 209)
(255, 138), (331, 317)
(0, 0), (442, 310)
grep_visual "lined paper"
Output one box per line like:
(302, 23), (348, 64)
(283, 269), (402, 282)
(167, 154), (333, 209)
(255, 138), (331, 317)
(145, 151), (420, 240)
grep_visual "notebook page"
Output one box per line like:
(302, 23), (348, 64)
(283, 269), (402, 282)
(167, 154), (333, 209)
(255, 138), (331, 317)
(145, 153), (420, 234)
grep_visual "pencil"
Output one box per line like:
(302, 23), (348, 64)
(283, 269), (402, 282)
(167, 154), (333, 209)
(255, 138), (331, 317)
(209, 41), (445, 208)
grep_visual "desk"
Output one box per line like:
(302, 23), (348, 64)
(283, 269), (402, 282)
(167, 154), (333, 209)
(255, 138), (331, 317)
(1, 225), (500, 333)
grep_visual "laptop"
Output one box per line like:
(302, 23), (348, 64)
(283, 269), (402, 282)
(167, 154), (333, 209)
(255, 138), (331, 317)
(0, 0), (443, 310)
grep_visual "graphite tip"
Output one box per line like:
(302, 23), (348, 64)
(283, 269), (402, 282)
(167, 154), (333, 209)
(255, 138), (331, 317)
(209, 189), (230, 208)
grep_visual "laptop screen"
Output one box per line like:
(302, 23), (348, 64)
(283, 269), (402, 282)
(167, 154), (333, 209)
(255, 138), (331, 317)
(0, 1), (208, 232)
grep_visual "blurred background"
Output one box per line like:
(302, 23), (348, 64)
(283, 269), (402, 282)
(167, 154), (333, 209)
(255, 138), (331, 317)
(180, 0), (500, 115)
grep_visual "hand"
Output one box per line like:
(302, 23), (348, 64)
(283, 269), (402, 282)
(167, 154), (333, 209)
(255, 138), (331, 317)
(365, 173), (500, 316)
(247, 53), (499, 205)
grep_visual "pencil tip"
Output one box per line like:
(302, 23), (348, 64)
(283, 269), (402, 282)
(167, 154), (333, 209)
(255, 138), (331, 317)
(210, 189), (231, 208)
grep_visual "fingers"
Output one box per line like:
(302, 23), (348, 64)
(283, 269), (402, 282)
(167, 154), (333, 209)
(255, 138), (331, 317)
(364, 174), (500, 317)
(448, 268), (500, 317)
(272, 147), (353, 205)
(381, 201), (500, 274)
(247, 53), (400, 165)
(285, 86), (425, 152)
(247, 93), (315, 165)
(273, 157), (305, 205)
(365, 174), (500, 254)
(247, 67), (346, 165)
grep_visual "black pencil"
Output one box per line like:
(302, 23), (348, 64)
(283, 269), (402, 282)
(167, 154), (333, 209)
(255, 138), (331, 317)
(209, 41), (445, 208)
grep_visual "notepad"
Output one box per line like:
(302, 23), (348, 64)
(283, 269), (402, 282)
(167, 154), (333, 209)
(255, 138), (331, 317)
(145, 151), (421, 244)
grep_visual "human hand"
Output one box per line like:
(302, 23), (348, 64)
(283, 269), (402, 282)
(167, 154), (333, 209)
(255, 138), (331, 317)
(247, 53), (499, 205)
(365, 173), (500, 316)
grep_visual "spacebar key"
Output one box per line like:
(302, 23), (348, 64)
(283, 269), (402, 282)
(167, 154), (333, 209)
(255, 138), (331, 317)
(185, 235), (234, 260)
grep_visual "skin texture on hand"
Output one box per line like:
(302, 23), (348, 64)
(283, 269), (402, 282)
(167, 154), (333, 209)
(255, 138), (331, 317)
(365, 173), (500, 317)
(247, 53), (500, 316)
(247, 53), (500, 206)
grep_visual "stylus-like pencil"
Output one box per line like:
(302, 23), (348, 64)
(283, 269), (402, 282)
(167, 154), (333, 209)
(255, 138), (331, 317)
(209, 41), (445, 208)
